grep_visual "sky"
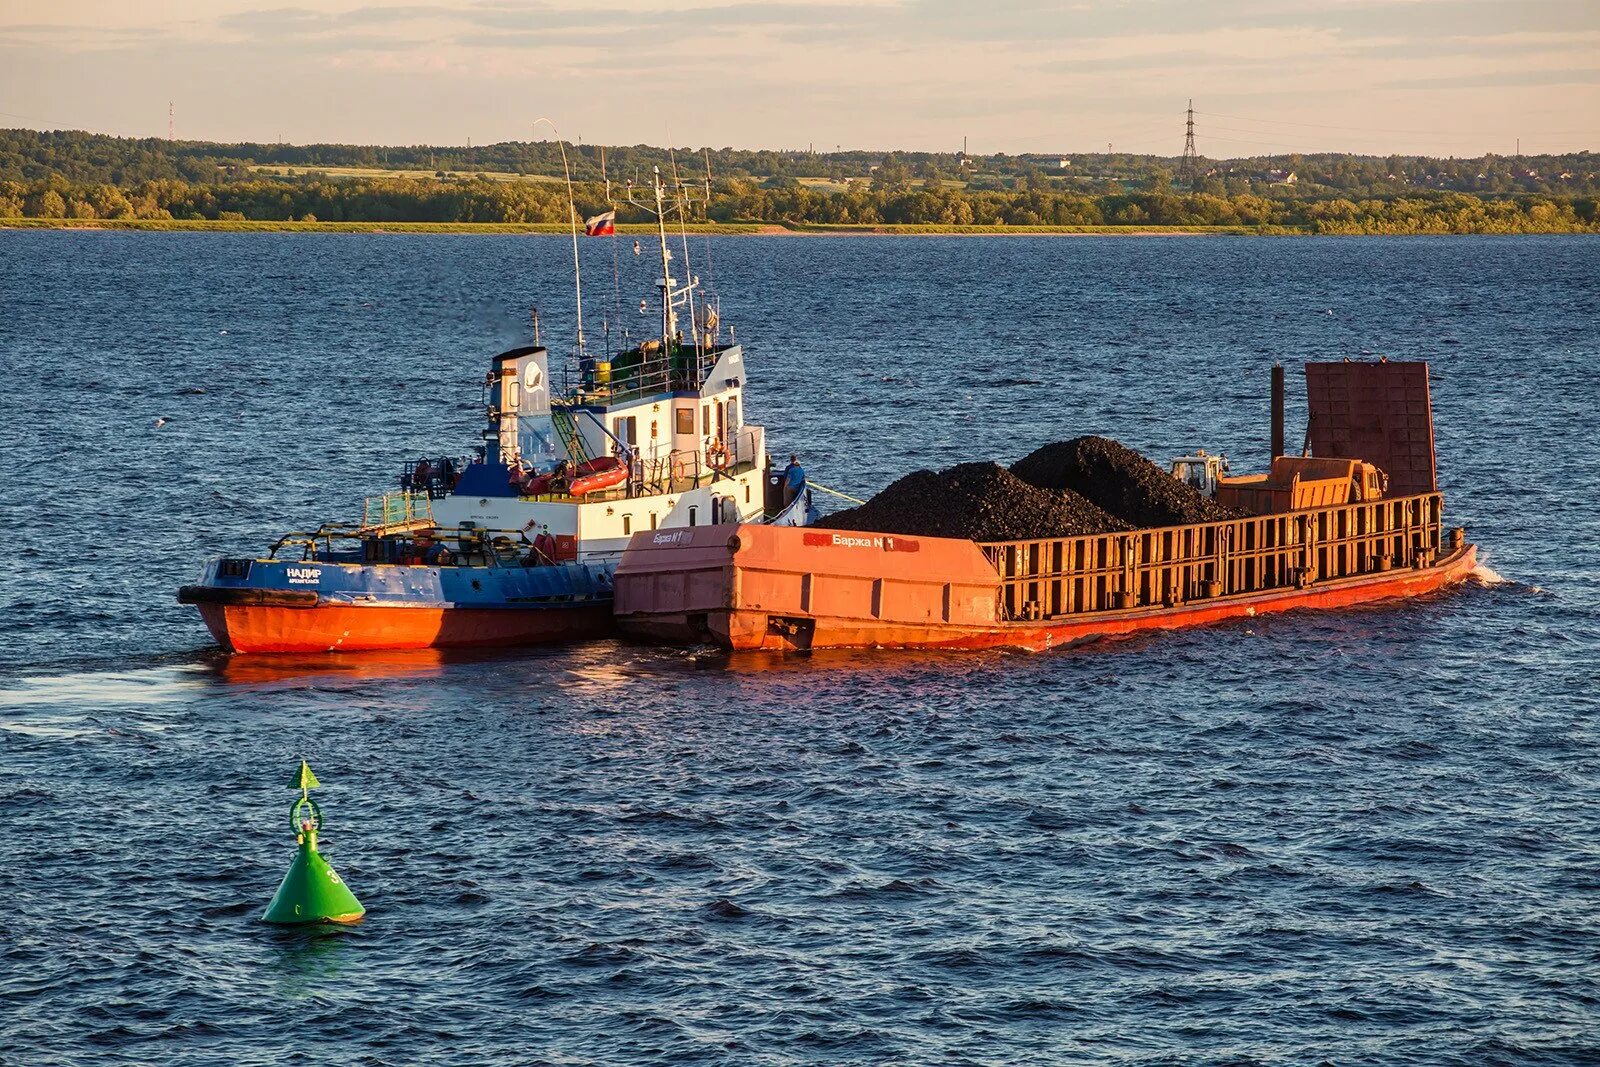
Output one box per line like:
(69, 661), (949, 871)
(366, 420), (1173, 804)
(1, 0), (1596, 157)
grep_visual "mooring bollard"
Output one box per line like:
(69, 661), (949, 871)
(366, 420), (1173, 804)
(263, 759), (366, 925)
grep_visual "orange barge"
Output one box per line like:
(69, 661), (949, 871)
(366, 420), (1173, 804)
(612, 360), (1479, 653)
(613, 495), (1475, 652)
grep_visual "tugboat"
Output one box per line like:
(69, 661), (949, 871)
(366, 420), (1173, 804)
(179, 167), (816, 654)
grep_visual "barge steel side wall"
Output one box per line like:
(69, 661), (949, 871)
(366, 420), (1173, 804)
(985, 492), (1447, 622)
(613, 492), (1465, 651)
(613, 526), (1002, 645)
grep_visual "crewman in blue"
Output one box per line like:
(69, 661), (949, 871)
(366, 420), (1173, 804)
(782, 454), (806, 507)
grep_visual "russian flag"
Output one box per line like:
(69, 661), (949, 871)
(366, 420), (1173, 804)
(583, 210), (616, 236)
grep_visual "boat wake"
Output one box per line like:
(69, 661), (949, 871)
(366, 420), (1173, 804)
(1471, 563), (1509, 585)
(1471, 562), (1544, 595)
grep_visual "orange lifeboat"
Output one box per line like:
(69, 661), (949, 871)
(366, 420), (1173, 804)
(569, 456), (628, 496)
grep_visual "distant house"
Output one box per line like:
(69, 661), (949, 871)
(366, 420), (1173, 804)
(1057, 158), (1071, 169)
(1265, 169), (1298, 185)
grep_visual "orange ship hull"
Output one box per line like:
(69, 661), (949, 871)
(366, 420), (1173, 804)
(196, 602), (614, 654)
(705, 543), (1478, 652)
(614, 495), (1479, 654)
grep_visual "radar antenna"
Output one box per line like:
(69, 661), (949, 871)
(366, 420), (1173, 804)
(625, 167), (704, 361)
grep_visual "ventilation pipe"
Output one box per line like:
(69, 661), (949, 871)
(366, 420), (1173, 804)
(1271, 363), (1286, 461)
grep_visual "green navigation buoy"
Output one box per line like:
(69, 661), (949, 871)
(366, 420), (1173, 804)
(263, 759), (366, 925)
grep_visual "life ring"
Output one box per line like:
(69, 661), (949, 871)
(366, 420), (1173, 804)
(707, 440), (729, 469)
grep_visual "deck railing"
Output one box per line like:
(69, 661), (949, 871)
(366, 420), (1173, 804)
(556, 343), (729, 405)
(362, 491), (434, 533)
(400, 457), (470, 498)
(631, 428), (763, 496)
(980, 493), (1452, 622)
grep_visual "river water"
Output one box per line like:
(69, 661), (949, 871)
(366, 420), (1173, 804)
(1, 233), (1596, 1064)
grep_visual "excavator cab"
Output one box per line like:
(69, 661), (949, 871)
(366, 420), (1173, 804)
(1169, 451), (1230, 497)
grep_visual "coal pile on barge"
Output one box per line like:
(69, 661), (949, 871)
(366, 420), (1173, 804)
(814, 462), (1130, 542)
(1011, 436), (1242, 527)
(816, 436), (1242, 542)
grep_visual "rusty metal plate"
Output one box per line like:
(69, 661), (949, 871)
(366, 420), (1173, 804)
(1305, 361), (1437, 496)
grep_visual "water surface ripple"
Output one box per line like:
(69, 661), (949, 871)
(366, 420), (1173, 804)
(0, 234), (1596, 1064)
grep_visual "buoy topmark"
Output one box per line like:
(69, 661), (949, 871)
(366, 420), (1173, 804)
(263, 759), (366, 925)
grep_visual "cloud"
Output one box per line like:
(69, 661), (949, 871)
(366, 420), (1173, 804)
(0, 0), (1594, 152)
(0, 22), (162, 49)
(1381, 66), (1600, 89)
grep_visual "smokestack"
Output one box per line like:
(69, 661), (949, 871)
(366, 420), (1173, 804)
(1271, 363), (1286, 460)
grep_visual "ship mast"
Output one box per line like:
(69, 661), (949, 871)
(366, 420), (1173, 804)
(630, 165), (706, 368)
(650, 166), (675, 344)
(667, 148), (701, 353)
(535, 117), (586, 358)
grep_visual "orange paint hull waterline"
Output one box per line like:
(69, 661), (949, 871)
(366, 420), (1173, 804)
(196, 602), (614, 655)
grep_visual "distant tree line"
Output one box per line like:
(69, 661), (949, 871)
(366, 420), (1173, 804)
(3, 128), (1596, 199)
(3, 172), (1595, 234)
(707, 179), (1596, 232)
(1, 129), (1597, 233)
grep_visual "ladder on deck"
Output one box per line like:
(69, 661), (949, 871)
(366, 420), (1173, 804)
(551, 404), (592, 466)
